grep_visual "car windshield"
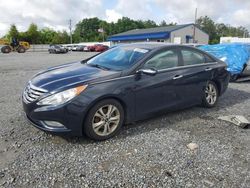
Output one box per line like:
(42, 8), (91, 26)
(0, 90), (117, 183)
(87, 46), (149, 71)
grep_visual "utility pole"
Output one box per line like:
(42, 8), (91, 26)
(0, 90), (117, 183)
(69, 19), (72, 44)
(102, 30), (105, 42)
(193, 8), (197, 43)
(98, 28), (105, 42)
(243, 31), (246, 38)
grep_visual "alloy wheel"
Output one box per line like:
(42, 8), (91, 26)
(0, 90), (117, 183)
(205, 83), (217, 105)
(92, 104), (120, 136)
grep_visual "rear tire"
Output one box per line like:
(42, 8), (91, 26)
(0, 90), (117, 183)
(83, 99), (124, 141)
(202, 81), (218, 108)
(1, 46), (11, 53)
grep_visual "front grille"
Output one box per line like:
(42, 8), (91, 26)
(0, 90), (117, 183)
(23, 82), (48, 103)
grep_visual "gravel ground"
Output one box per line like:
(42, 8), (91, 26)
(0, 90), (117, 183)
(0, 52), (249, 188)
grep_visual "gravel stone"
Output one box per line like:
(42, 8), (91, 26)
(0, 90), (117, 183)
(0, 52), (249, 187)
(187, 143), (199, 152)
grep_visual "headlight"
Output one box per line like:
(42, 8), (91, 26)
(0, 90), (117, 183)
(37, 85), (87, 106)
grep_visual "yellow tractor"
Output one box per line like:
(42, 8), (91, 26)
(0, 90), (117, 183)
(0, 39), (30, 53)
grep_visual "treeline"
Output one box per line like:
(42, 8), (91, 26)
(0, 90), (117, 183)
(197, 16), (249, 44)
(73, 17), (175, 42)
(5, 23), (70, 44)
(2, 16), (249, 44)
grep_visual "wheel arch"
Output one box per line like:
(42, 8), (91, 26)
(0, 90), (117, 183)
(211, 79), (222, 96)
(82, 95), (129, 127)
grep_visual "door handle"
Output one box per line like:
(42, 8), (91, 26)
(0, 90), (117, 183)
(173, 75), (183, 80)
(205, 67), (212, 71)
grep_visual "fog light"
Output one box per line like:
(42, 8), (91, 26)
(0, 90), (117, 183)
(43, 121), (65, 128)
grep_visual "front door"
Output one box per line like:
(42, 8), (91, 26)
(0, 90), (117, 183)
(133, 48), (183, 119)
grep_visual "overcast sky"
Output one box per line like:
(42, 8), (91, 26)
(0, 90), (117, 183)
(0, 0), (250, 37)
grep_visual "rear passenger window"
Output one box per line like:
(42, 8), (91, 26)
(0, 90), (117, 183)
(181, 49), (205, 66)
(144, 50), (178, 70)
(204, 54), (215, 63)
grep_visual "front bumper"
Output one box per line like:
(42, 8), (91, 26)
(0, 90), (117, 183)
(22, 96), (89, 136)
(25, 114), (71, 135)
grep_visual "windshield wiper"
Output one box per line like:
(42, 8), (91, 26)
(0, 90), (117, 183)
(87, 63), (111, 70)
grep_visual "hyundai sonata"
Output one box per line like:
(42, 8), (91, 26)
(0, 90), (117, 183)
(22, 43), (230, 140)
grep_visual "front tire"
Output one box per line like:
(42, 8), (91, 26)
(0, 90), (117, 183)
(84, 99), (124, 141)
(202, 81), (218, 108)
(17, 46), (26, 53)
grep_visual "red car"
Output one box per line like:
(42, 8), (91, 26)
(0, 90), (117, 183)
(94, 44), (109, 52)
(87, 45), (96, 52)
(86, 44), (109, 52)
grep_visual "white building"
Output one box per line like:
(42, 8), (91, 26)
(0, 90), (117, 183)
(220, 37), (250, 43)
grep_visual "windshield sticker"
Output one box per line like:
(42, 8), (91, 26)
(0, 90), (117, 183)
(134, 48), (148, 53)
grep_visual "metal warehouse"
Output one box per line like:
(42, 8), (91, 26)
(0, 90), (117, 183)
(108, 24), (209, 45)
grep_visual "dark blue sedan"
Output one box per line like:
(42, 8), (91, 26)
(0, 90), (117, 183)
(22, 43), (230, 140)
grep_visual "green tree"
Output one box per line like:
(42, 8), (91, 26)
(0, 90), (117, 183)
(160, 20), (167, 26)
(19, 31), (29, 41)
(215, 23), (228, 37)
(51, 31), (70, 44)
(73, 17), (179, 43)
(7, 24), (19, 40)
(38, 28), (70, 44)
(160, 21), (177, 27)
(197, 16), (218, 44)
(39, 28), (57, 44)
(143, 20), (157, 28)
(73, 17), (102, 42)
(26, 23), (40, 44)
(197, 16), (249, 44)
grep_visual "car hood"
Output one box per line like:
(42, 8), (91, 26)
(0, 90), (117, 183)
(31, 62), (120, 91)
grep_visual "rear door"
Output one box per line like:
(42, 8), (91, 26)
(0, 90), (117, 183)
(176, 47), (218, 105)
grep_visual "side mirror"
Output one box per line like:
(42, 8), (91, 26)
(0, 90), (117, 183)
(136, 68), (157, 76)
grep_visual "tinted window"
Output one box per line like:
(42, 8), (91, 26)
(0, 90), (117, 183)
(143, 50), (178, 70)
(204, 54), (215, 63)
(87, 46), (149, 71)
(181, 49), (205, 66)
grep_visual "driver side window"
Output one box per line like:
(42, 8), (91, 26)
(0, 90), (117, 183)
(143, 50), (179, 70)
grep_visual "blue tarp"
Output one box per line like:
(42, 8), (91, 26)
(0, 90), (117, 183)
(199, 43), (250, 75)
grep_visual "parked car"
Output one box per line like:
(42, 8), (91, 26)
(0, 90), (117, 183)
(83, 46), (89, 52)
(71, 45), (79, 51)
(48, 45), (68, 54)
(95, 44), (109, 52)
(76, 45), (86, 52)
(85, 44), (109, 52)
(66, 45), (73, 51)
(88, 45), (97, 52)
(22, 43), (230, 141)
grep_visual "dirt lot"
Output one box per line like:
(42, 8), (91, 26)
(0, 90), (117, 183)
(0, 52), (249, 187)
